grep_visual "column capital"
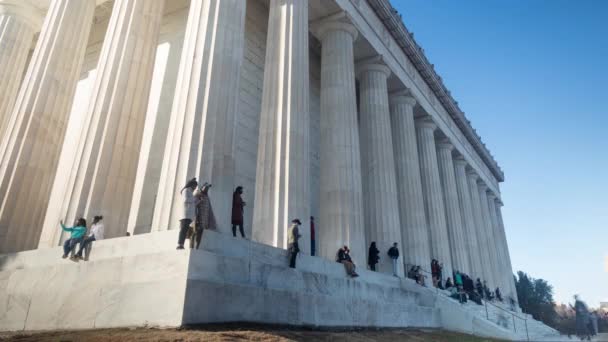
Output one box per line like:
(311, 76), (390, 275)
(0, 0), (44, 30)
(453, 156), (468, 168)
(436, 138), (454, 152)
(477, 181), (488, 191)
(495, 198), (504, 207)
(415, 117), (437, 131)
(313, 19), (358, 42)
(355, 56), (391, 79)
(466, 168), (479, 180)
(389, 89), (417, 107)
(487, 192), (496, 201)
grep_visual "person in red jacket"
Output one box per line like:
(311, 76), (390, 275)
(231, 186), (246, 238)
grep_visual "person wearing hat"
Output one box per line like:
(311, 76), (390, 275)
(178, 177), (198, 250)
(191, 182), (216, 249)
(231, 186), (246, 238)
(75, 215), (104, 260)
(287, 219), (302, 268)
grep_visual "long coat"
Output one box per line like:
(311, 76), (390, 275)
(231, 192), (244, 225)
(195, 193), (217, 231)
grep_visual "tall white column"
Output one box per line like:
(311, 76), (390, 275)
(152, 0), (246, 233)
(315, 21), (366, 266)
(357, 61), (403, 276)
(495, 200), (518, 303)
(436, 140), (469, 275)
(0, 0), (95, 253)
(38, 0), (165, 246)
(466, 170), (493, 285)
(486, 193), (504, 291)
(0, 1), (43, 137)
(390, 91), (431, 270)
(477, 182), (499, 288)
(415, 117), (453, 278)
(453, 157), (484, 280)
(252, 0), (310, 252)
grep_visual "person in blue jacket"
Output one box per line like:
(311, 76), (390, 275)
(60, 218), (87, 260)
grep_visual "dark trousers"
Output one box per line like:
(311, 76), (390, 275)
(369, 263), (376, 271)
(232, 224), (245, 238)
(288, 243), (299, 268)
(190, 228), (203, 249)
(76, 236), (96, 257)
(178, 219), (192, 247)
(63, 237), (82, 257)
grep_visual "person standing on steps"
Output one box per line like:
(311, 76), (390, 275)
(75, 215), (104, 260)
(310, 216), (316, 256)
(177, 178), (198, 250)
(231, 186), (246, 238)
(387, 242), (400, 277)
(368, 241), (379, 271)
(192, 182), (217, 249)
(287, 218), (301, 268)
(60, 218), (87, 260)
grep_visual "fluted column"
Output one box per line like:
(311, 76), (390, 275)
(0, 1), (43, 137)
(152, 0), (246, 233)
(357, 61), (403, 276)
(252, 0), (310, 252)
(390, 92), (431, 269)
(436, 140), (469, 275)
(316, 21), (366, 266)
(495, 200), (518, 303)
(453, 158), (484, 280)
(466, 170), (493, 285)
(38, 0), (165, 246)
(0, 0), (95, 253)
(415, 118), (453, 278)
(477, 182), (499, 288)
(486, 193), (505, 291)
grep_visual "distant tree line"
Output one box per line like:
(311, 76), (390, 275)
(514, 270), (607, 334)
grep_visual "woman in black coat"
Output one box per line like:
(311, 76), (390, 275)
(368, 241), (380, 271)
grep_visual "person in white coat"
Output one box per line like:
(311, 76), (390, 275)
(75, 215), (104, 260)
(177, 178), (198, 249)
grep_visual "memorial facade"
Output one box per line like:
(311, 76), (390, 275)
(1, 0), (517, 307)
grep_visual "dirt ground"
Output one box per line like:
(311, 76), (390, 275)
(0, 324), (504, 342)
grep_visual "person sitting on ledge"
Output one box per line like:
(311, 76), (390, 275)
(75, 215), (104, 261)
(415, 266), (426, 286)
(337, 245), (358, 277)
(60, 218), (87, 261)
(445, 277), (454, 289)
(495, 287), (503, 302)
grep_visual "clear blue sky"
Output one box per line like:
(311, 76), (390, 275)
(392, 0), (608, 307)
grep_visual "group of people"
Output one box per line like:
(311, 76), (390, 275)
(367, 242), (401, 277)
(177, 178), (247, 250)
(59, 215), (104, 261)
(574, 295), (600, 340)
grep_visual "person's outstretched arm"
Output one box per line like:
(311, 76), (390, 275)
(60, 221), (73, 232)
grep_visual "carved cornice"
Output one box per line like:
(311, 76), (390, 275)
(366, 0), (505, 182)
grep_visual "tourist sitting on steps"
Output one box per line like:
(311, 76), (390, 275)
(445, 277), (454, 289)
(287, 219), (301, 268)
(75, 215), (104, 261)
(387, 242), (400, 277)
(368, 241), (379, 271)
(177, 178), (198, 250)
(337, 246), (358, 277)
(60, 218), (87, 260)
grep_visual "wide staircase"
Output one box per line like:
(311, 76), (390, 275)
(0, 229), (569, 341)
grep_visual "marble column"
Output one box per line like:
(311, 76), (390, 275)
(38, 0), (165, 246)
(453, 157), (484, 280)
(436, 140), (469, 275)
(466, 170), (494, 285)
(389, 91), (431, 270)
(357, 61), (403, 276)
(0, 0), (95, 253)
(415, 117), (453, 278)
(252, 0), (310, 252)
(0, 1), (43, 137)
(495, 199), (518, 301)
(486, 192), (504, 291)
(316, 20), (366, 266)
(152, 0), (246, 233)
(477, 182), (499, 288)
